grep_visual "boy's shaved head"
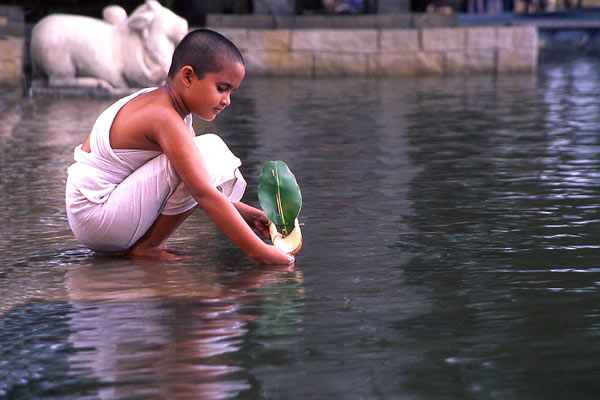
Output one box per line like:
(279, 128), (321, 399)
(168, 28), (244, 79)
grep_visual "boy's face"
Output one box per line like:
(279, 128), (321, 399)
(186, 61), (245, 121)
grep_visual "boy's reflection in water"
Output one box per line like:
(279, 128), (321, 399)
(65, 255), (303, 399)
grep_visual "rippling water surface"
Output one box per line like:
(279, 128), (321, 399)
(1, 55), (599, 399)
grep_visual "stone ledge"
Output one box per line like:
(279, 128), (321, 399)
(422, 28), (466, 51)
(381, 29), (420, 52)
(214, 25), (538, 77)
(17, 19), (538, 92)
(215, 28), (250, 50)
(315, 52), (369, 77)
(291, 29), (379, 53)
(446, 49), (496, 74)
(206, 13), (458, 29)
(0, 20), (24, 36)
(243, 50), (313, 77)
(498, 26), (538, 48)
(497, 47), (538, 73)
(248, 30), (291, 51)
(466, 27), (498, 49)
(369, 51), (444, 76)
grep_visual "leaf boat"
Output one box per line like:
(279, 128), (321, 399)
(258, 161), (303, 255)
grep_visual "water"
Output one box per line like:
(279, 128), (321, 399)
(1, 54), (599, 399)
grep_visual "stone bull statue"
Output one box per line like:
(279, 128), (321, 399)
(30, 0), (188, 90)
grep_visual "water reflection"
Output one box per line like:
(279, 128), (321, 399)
(63, 256), (303, 399)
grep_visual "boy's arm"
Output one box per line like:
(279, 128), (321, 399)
(155, 115), (294, 264)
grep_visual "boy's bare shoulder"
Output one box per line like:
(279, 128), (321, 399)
(131, 88), (182, 123)
(110, 88), (186, 150)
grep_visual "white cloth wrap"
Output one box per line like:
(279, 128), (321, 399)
(66, 88), (246, 253)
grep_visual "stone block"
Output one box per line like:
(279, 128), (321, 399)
(0, 58), (19, 87)
(497, 47), (537, 74)
(319, 15), (409, 29)
(369, 51), (444, 76)
(422, 28), (465, 51)
(204, 14), (222, 27)
(207, 14), (275, 28)
(315, 52), (368, 77)
(373, 14), (412, 28)
(214, 28), (249, 50)
(328, 15), (373, 29)
(467, 27), (498, 49)
(292, 29), (378, 53)
(243, 50), (313, 77)
(248, 30), (291, 51)
(0, 20), (24, 36)
(411, 14), (459, 28)
(498, 25), (537, 48)
(381, 29), (419, 52)
(293, 15), (327, 29)
(292, 14), (411, 29)
(8, 36), (23, 60)
(514, 25), (538, 48)
(272, 15), (297, 29)
(0, 39), (13, 60)
(254, 0), (295, 15)
(446, 49), (495, 74)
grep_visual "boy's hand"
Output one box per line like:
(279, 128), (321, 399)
(248, 212), (270, 239)
(234, 202), (270, 239)
(254, 245), (295, 265)
(232, 202), (295, 263)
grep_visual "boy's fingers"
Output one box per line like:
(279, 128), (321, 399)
(253, 220), (270, 238)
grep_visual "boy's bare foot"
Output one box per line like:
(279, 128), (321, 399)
(127, 245), (178, 260)
(158, 242), (174, 252)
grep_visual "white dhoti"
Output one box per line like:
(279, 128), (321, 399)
(65, 88), (246, 253)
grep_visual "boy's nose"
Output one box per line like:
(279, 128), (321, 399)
(221, 95), (230, 107)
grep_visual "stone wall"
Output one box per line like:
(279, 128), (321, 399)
(215, 25), (539, 77)
(0, 6), (24, 88)
(1, 6), (538, 90)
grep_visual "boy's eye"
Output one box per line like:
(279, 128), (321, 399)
(217, 85), (227, 92)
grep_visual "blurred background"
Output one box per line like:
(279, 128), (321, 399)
(1, 0), (599, 25)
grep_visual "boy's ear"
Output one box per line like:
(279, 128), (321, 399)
(180, 66), (196, 86)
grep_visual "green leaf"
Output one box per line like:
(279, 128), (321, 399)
(258, 161), (302, 236)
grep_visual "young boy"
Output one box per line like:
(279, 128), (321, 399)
(65, 29), (294, 264)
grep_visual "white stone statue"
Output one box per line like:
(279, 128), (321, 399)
(30, 0), (188, 90)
